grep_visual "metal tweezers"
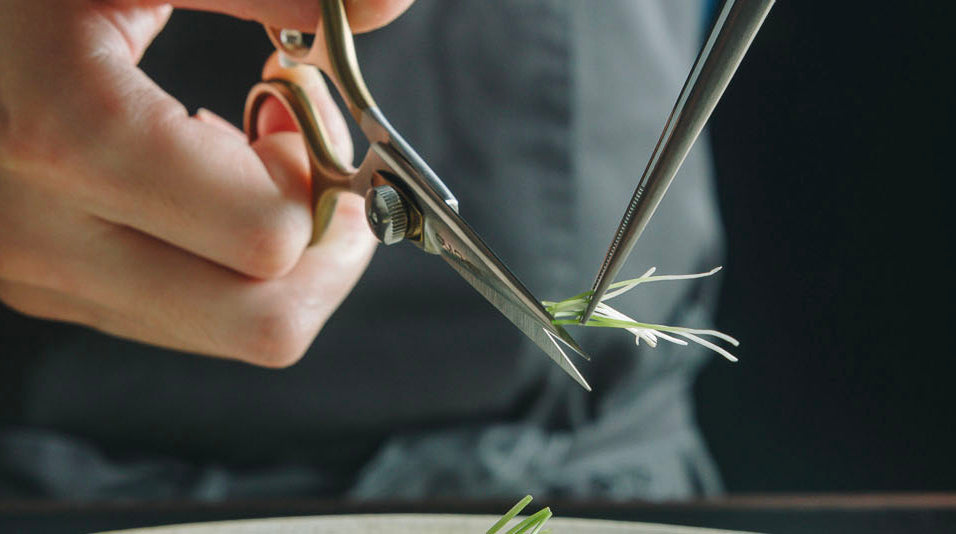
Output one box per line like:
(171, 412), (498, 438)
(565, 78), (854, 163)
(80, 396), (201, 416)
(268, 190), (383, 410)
(581, 0), (776, 324)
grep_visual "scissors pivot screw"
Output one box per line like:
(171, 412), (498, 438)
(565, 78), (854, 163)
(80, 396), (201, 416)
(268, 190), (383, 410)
(365, 185), (409, 245)
(278, 29), (304, 49)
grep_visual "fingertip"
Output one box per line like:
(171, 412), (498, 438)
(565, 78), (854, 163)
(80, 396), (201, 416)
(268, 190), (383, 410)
(255, 97), (300, 137)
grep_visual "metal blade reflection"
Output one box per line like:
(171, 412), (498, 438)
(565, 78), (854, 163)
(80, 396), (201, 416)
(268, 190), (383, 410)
(434, 224), (592, 392)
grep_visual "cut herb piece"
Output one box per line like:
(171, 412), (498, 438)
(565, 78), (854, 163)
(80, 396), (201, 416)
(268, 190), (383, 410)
(543, 267), (739, 362)
(486, 495), (533, 534)
(487, 496), (552, 534)
(506, 507), (552, 534)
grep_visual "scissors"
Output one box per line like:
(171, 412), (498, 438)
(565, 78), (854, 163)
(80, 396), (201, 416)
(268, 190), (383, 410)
(243, 0), (592, 390)
(580, 0), (775, 323)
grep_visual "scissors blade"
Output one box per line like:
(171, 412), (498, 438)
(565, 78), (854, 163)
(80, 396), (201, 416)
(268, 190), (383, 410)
(580, 0), (775, 324)
(436, 227), (592, 392)
(370, 141), (591, 391)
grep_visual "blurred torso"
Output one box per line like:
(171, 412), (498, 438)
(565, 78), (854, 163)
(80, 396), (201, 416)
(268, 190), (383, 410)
(0, 0), (722, 499)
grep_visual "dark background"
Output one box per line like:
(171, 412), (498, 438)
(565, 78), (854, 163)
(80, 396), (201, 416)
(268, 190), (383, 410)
(698, 1), (954, 492)
(88, 0), (956, 495)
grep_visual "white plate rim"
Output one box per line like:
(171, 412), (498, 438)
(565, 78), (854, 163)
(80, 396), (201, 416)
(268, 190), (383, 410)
(97, 512), (760, 534)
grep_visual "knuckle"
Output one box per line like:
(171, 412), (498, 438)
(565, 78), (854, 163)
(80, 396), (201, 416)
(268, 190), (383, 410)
(235, 299), (316, 368)
(236, 209), (310, 279)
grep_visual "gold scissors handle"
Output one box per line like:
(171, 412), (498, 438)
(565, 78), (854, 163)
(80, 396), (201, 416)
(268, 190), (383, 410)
(243, 0), (381, 244)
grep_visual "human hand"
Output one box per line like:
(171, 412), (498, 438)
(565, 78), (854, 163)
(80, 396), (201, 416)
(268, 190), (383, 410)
(0, 0), (413, 366)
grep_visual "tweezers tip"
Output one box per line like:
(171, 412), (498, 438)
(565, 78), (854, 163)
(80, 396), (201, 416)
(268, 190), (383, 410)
(579, 298), (599, 326)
